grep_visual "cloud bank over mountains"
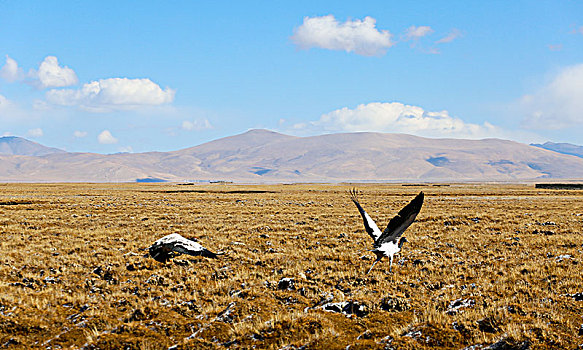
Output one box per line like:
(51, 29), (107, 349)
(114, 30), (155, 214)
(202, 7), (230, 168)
(293, 102), (515, 140)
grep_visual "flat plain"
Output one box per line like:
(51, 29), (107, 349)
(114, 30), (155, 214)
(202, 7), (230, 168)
(0, 183), (582, 349)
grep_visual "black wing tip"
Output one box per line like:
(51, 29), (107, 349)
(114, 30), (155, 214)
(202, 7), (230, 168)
(412, 191), (424, 207)
(398, 192), (424, 225)
(201, 249), (219, 258)
(349, 187), (359, 202)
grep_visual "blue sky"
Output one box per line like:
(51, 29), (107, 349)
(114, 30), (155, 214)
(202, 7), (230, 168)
(1, 1), (582, 153)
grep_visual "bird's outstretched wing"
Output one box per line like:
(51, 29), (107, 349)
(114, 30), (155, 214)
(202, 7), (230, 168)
(149, 233), (217, 262)
(375, 192), (424, 247)
(350, 188), (382, 242)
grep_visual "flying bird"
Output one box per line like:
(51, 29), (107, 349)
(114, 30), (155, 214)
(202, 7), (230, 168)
(148, 233), (219, 263)
(350, 189), (424, 274)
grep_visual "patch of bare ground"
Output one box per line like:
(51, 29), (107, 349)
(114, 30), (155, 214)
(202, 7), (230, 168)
(0, 183), (582, 349)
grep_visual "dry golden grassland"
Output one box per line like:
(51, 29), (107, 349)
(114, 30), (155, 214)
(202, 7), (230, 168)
(0, 183), (582, 349)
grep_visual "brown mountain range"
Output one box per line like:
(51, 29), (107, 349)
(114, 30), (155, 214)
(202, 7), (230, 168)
(1, 129), (583, 182)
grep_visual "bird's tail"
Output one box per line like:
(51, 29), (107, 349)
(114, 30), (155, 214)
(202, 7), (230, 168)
(201, 249), (225, 258)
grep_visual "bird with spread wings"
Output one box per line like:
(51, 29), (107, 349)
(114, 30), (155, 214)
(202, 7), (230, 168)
(350, 189), (424, 273)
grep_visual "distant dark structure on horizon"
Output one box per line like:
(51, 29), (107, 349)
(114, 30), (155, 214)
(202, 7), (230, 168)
(535, 183), (583, 190)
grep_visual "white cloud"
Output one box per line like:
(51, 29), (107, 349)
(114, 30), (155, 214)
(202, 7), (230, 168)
(436, 29), (461, 44)
(181, 119), (213, 131)
(292, 122), (308, 130)
(97, 130), (118, 144)
(27, 128), (44, 138)
(0, 94), (10, 110)
(0, 94), (32, 121)
(404, 26), (433, 40)
(46, 78), (175, 112)
(0, 94), (18, 115)
(30, 56), (78, 89)
(520, 63), (583, 129)
(32, 99), (54, 111)
(1, 56), (24, 82)
(291, 15), (394, 56)
(73, 130), (88, 138)
(305, 102), (503, 139)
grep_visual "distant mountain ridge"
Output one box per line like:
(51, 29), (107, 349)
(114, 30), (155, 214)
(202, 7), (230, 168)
(0, 136), (66, 156)
(1, 130), (583, 182)
(531, 141), (583, 159)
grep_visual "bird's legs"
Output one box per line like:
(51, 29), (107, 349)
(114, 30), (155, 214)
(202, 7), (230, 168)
(388, 255), (394, 273)
(366, 258), (381, 274)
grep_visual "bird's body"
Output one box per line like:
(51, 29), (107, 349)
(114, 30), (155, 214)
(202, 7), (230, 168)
(368, 238), (407, 274)
(374, 241), (401, 261)
(350, 189), (424, 273)
(148, 233), (218, 263)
